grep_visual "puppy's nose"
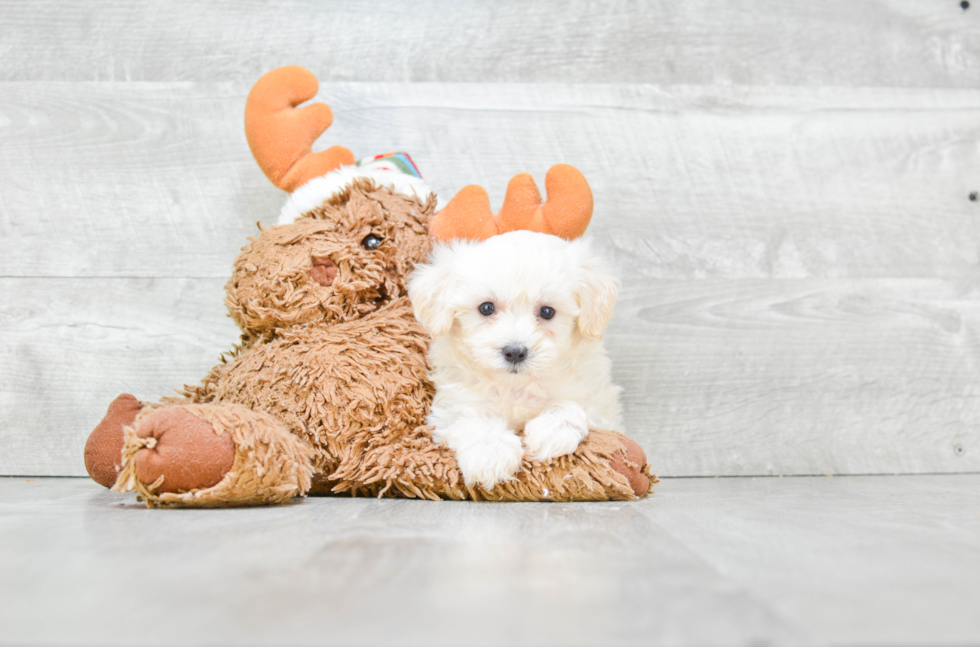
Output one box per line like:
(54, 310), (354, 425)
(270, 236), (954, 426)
(501, 344), (529, 365)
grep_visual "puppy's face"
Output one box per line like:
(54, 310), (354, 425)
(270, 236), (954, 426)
(409, 231), (618, 379)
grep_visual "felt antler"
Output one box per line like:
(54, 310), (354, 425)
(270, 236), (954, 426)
(430, 164), (593, 242)
(244, 66), (355, 192)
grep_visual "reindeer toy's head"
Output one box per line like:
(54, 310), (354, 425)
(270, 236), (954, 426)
(226, 67), (437, 338)
(224, 188), (435, 337)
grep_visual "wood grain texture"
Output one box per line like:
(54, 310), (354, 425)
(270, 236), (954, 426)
(3, 6), (980, 478)
(0, 476), (978, 645)
(2, 83), (980, 476)
(2, 276), (978, 477)
(610, 279), (980, 475)
(0, 278), (238, 476)
(1, 0), (978, 86)
(0, 83), (275, 279)
(2, 83), (978, 279)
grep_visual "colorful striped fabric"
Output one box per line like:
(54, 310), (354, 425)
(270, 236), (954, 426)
(356, 152), (423, 178)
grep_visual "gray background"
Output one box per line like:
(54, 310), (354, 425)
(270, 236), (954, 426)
(2, 4), (980, 646)
(2, 0), (979, 478)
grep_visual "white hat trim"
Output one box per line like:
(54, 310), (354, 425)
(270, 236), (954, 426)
(277, 165), (434, 226)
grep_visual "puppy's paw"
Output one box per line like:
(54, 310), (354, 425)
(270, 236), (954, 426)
(440, 418), (524, 489)
(523, 402), (590, 462)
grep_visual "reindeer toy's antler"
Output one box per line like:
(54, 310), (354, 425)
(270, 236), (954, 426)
(244, 66), (355, 192)
(429, 164), (594, 242)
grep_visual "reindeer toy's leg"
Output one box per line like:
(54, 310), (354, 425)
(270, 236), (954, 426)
(85, 396), (313, 507)
(86, 397), (651, 507)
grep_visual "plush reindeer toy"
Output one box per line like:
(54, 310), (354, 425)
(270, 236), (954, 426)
(82, 66), (654, 507)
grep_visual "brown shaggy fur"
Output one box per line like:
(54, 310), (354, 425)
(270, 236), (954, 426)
(107, 179), (655, 507)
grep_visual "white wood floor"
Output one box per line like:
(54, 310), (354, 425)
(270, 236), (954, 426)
(1, 475), (978, 646)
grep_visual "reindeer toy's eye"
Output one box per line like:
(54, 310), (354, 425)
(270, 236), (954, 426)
(362, 234), (382, 250)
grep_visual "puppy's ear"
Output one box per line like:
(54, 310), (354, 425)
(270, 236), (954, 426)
(573, 241), (619, 338)
(408, 244), (459, 337)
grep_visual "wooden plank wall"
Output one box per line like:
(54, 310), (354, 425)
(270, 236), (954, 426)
(2, 0), (979, 476)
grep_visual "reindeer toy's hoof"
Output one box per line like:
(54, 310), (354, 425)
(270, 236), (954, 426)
(84, 394), (143, 487)
(81, 65), (656, 507)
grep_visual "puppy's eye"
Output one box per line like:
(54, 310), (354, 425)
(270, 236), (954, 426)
(479, 302), (495, 316)
(361, 234), (382, 250)
(539, 306), (555, 320)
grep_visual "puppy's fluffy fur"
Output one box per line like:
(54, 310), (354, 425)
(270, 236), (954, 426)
(408, 231), (623, 489)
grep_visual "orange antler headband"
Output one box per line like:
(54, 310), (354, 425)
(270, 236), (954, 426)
(244, 66), (354, 192)
(245, 66), (593, 240)
(429, 165), (594, 242)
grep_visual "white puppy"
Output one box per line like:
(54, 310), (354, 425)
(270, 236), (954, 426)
(408, 230), (623, 489)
